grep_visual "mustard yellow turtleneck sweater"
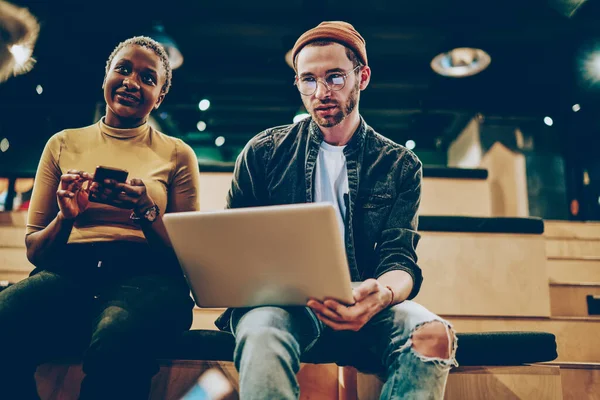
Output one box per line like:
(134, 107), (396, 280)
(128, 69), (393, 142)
(26, 118), (200, 243)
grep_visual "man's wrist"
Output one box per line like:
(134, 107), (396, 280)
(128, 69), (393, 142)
(384, 285), (395, 308)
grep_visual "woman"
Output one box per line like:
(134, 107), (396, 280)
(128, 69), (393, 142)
(0, 36), (200, 399)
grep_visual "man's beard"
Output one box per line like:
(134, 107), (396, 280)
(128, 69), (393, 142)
(309, 81), (359, 128)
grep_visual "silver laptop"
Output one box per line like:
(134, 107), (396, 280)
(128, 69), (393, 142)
(163, 203), (355, 308)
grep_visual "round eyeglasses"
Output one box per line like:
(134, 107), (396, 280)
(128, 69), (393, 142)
(294, 65), (361, 96)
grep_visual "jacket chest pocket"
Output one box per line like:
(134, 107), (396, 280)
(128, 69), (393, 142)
(356, 190), (394, 238)
(360, 193), (394, 209)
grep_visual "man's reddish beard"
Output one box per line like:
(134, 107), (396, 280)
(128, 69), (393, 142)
(308, 82), (359, 128)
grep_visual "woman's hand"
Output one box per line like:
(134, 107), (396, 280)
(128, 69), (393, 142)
(56, 169), (93, 219)
(91, 178), (154, 214)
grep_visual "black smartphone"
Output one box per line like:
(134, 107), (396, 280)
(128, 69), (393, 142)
(90, 166), (129, 203)
(93, 165), (129, 184)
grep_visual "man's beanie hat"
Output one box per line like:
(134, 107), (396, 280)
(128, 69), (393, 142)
(292, 21), (367, 68)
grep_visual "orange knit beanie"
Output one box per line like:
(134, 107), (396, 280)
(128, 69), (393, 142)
(292, 21), (367, 68)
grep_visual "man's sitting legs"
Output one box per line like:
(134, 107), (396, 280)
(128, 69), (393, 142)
(360, 300), (458, 400)
(231, 306), (320, 400)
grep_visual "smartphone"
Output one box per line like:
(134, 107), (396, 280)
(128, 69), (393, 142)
(90, 166), (129, 203)
(93, 166), (128, 184)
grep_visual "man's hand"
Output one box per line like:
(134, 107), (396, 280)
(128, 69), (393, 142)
(307, 278), (392, 331)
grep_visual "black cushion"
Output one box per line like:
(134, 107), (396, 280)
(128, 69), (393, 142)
(453, 331), (558, 366)
(423, 166), (488, 180)
(159, 330), (557, 368)
(198, 162), (235, 173)
(419, 216), (545, 235)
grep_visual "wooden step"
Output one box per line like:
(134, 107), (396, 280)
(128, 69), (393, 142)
(36, 361), (340, 400)
(549, 283), (600, 317)
(0, 211), (27, 227)
(545, 221), (600, 240)
(356, 365), (562, 400)
(35, 360), (564, 400)
(0, 225), (26, 247)
(199, 172), (232, 212)
(546, 238), (600, 259)
(420, 177), (491, 217)
(192, 309), (600, 363)
(0, 248), (34, 273)
(547, 362), (600, 400)
(197, 171), (492, 216)
(417, 232), (550, 317)
(548, 259), (600, 284)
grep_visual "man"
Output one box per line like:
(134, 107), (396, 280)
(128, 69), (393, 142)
(217, 21), (457, 399)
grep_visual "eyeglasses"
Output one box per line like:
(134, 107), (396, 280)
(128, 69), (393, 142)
(294, 65), (361, 96)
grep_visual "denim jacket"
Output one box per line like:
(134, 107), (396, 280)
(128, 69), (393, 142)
(215, 116), (423, 330)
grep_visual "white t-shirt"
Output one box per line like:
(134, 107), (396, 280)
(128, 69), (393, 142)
(314, 141), (349, 241)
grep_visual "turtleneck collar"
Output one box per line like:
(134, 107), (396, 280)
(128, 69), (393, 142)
(99, 117), (150, 139)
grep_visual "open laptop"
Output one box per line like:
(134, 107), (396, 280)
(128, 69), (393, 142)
(162, 203), (355, 308)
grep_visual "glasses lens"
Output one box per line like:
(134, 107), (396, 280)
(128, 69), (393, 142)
(327, 74), (345, 90)
(298, 79), (316, 95)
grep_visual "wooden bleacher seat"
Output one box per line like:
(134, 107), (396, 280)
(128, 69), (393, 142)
(420, 167), (491, 217)
(544, 220), (600, 318)
(416, 215), (550, 317)
(34, 330), (558, 400)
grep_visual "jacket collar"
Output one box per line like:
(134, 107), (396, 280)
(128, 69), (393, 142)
(308, 116), (367, 154)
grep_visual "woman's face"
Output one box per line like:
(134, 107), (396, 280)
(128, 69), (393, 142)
(103, 45), (166, 128)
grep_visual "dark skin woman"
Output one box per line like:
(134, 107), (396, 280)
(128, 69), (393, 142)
(0, 36), (200, 400)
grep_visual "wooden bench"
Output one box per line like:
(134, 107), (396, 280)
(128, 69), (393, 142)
(416, 215), (549, 317)
(544, 220), (600, 318)
(34, 330), (558, 400)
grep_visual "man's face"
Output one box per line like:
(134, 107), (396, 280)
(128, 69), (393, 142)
(295, 43), (361, 128)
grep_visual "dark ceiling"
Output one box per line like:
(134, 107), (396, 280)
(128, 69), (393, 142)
(1, 0), (600, 169)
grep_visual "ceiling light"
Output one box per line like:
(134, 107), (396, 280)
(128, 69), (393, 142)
(0, 138), (9, 152)
(572, 104), (581, 112)
(198, 99), (210, 111)
(544, 116), (553, 126)
(0, 1), (40, 83)
(431, 48), (491, 78)
(197, 121), (207, 132)
(405, 140), (416, 150)
(149, 24), (183, 70)
(215, 136), (225, 147)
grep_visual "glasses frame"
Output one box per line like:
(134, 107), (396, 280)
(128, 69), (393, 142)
(294, 65), (361, 96)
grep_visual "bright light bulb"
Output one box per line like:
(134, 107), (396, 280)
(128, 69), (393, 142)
(9, 45), (32, 67)
(35, 85), (43, 95)
(197, 121), (207, 131)
(0, 138), (9, 152)
(215, 136), (225, 147)
(405, 140), (416, 150)
(544, 116), (553, 126)
(198, 99), (211, 111)
(572, 104), (581, 112)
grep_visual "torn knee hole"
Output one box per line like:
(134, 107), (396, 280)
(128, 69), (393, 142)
(411, 321), (453, 359)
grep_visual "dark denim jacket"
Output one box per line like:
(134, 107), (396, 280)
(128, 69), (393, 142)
(215, 117), (423, 330)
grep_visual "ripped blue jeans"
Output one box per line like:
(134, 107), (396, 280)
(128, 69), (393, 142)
(231, 301), (458, 400)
